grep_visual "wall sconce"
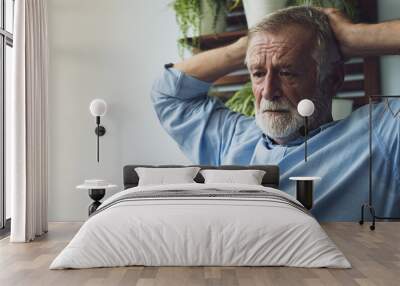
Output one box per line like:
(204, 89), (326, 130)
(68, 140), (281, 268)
(89, 99), (107, 162)
(297, 99), (314, 162)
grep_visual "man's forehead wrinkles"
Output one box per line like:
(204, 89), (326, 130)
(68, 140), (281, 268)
(248, 42), (294, 60)
(247, 54), (268, 67)
(249, 41), (290, 52)
(248, 44), (295, 67)
(249, 56), (266, 69)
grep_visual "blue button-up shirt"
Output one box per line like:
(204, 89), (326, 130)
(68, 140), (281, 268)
(151, 67), (400, 221)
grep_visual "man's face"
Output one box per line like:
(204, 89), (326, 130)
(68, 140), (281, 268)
(247, 25), (321, 142)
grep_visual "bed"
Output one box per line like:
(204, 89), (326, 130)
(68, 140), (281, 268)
(50, 165), (350, 269)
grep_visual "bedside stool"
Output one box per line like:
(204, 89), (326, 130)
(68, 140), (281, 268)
(289, 177), (321, 210)
(76, 182), (117, 215)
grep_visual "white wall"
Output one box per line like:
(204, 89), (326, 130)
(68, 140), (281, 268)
(378, 0), (400, 95)
(47, 0), (190, 221)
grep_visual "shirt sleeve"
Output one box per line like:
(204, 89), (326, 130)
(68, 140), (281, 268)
(373, 98), (400, 179)
(151, 66), (251, 165)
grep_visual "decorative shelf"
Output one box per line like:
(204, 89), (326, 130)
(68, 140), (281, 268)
(187, 30), (247, 51)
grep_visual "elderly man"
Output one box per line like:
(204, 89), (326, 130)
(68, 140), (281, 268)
(151, 6), (400, 221)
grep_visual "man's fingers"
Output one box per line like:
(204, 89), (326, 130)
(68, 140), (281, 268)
(318, 7), (339, 14)
(319, 7), (352, 24)
(317, 7), (354, 59)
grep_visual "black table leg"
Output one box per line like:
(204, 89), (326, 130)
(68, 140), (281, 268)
(88, 189), (105, 216)
(296, 180), (313, 210)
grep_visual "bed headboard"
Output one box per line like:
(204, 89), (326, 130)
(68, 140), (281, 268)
(123, 165), (279, 189)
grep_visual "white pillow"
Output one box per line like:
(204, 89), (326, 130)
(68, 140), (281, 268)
(200, 169), (266, 185)
(135, 167), (200, 186)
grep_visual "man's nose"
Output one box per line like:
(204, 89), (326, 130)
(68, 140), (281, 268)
(261, 71), (281, 101)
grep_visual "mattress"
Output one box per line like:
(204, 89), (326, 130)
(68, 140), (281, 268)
(50, 183), (351, 269)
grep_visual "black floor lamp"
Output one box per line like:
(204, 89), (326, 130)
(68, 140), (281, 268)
(359, 95), (400, 230)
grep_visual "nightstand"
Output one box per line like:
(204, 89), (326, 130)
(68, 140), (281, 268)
(76, 181), (117, 215)
(289, 177), (321, 210)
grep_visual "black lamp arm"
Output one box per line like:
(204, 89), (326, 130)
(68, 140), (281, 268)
(94, 116), (106, 162)
(97, 117), (100, 162)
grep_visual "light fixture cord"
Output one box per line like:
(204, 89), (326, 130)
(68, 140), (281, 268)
(96, 116), (100, 162)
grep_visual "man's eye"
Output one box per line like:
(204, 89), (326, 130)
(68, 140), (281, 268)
(279, 70), (294, 77)
(252, 71), (265, 78)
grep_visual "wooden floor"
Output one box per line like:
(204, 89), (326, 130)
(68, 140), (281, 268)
(0, 222), (399, 286)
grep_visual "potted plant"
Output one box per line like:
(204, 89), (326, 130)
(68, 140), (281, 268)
(242, 0), (287, 28)
(170, 0), (232, 56)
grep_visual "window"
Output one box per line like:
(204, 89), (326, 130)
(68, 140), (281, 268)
(0, 0), (14, 233)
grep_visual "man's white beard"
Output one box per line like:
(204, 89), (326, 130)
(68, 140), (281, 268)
(255, 97), (304, 140)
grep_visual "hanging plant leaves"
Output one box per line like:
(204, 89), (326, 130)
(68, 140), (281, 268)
(170, 0), (230, 57)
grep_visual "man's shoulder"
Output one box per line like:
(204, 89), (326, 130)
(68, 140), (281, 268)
(338, 100), (391, 123)
(354, 98), (400, 123)
(330, 99), (400, 134)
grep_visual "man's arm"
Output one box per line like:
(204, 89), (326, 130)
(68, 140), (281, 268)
(174, 36), (248, 82)
(151, 37), (256, 165)
(322, 8), (400, 58)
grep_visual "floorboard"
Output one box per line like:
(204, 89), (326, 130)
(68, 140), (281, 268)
(0, 222), (399, 286)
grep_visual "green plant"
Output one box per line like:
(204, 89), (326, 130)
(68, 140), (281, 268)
(288, 0), (358, 21)
(225, 82), (255, 117)
(170, 0), (230, 56)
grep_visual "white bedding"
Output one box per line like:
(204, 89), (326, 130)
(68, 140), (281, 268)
(50, 183), (351, 269)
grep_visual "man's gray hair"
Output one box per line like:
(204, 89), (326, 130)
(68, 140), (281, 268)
(246, 6), (342, 86)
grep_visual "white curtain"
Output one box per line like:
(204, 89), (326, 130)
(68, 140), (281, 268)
(9, 0), (48, 242)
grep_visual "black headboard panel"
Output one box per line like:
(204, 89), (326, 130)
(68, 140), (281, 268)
(123, 165), (279, 189)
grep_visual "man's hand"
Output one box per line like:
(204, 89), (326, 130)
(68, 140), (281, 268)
(322, 7), (400, 58)
(321, 8), (356, 58)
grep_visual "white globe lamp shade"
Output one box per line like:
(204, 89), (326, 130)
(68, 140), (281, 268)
(90, 99), (107, 117)
(297, 99), (315, 117)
